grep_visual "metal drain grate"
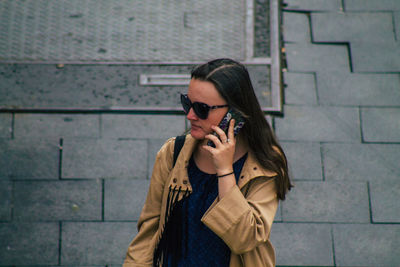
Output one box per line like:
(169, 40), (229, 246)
(0, 0), (247, 63)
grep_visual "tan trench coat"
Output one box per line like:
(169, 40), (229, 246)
(123, 135), (279, 267)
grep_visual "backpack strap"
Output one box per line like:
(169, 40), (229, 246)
(173, 135), (186, 168)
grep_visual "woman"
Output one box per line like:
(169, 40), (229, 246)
(123, 58), (292, 267)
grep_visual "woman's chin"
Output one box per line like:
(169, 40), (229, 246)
(190, 128), (206, 140)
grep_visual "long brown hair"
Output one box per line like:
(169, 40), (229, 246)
(191, 58), (292, 200)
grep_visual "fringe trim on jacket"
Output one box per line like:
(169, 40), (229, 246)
(153, 185), (191, 267)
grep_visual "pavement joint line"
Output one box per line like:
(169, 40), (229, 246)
(58, 138), (63, 180)
(370, 222), (400, 225)
(13, 178), (105, 182)
(102, 179), (105, 222)
(312, 72), (320, 105)
(274, 221), (374, 225)
(279, 139), (361, 144)
(359, 108), (365, 143)
(330, 225), (337, 266)
(58, 222), (62, 265)
(361, 141), (400, 144)
(291, 178), (324, 182)
(282, 9), (312, 14)
(319, 142), (326, 182)
(284, 103), (400, 108)
(392, 11), (398, 41)
(367, 182), (373, 224)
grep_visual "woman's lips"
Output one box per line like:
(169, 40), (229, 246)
(191, 124), (201, 130)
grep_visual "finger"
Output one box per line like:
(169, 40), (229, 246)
(211, 125), (228, 142)
(228, 119), (235, 141)
(205, 133), (223, 147)
(202, 145), (215, 154)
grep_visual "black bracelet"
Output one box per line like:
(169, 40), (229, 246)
(217, 171), (234, 178)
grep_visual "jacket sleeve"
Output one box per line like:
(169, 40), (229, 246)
(123, 138), (175, 267)
(201, 176), (278, 254)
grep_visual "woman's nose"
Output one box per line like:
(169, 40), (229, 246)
(186, 107), (198, 120)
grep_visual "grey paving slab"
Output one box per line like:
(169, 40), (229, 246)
(312, 12), (395, 43)
(0, 113), (11, 138)
(351, 42), (400, 72)
(0, 138), (59, 179)
(282, 12), (310, 43)
(333, 224), (400, 266)
(284, 0), (341, 11)
(0, 222), (59, 265)
(323, 143), (400, 182)
(101, 115), (185, 139)
(362, 108), (400, 143)
(282, 181), (370, 223)
(14, 113), (100, 138)
(370, 179), (400, 223)
(275, 105), (361, 142)
(62, 139), (147, 179)
(345, 0), (400, 11)
(317, 72), (400, 106)
(280, 142), (322, 180)
(0, 181), (11, 221)
(14, 180), (102, 221)
(104, 178), (150, 221)
(283, 72), (318, 105)
(285, 43), (351, 72)
(0, 64), (191, 109)
(248, 65), (273, 108)
(395, 12), (400, 41)
(270, 223), (333, 266)
(61, 222), (137, 265)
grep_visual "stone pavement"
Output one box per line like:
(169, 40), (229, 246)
(1, 0), (400, 267)
(271, 0), (400, 266)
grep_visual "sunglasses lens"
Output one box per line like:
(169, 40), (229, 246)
(180, 94), (191, 114)
(180, 94), (210, 119)
(193, 103), (209, 120)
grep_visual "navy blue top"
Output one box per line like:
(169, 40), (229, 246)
(168, 153), (248, 267)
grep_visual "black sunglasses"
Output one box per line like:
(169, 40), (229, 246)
(180, 94), (229, 120)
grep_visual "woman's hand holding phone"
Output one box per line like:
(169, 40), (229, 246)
(203, 119), (236, 175)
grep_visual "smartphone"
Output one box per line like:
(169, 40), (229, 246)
(207, 108), (245, 147)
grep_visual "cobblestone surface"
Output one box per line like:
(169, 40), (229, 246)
(333, 224), (400, 266)
(270, 223), (333, 266)
(362, 108), (400, 142)
(1, 0), (399, 266)
(0, 138), (60, 179)
(0, 223), (59, 265)
(62, 139), (147, 179)
(13, 180), (102, 221)
(0, 114), (11, 138)
(0, 181), (11, 221)
(282, 181), (370, 223)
